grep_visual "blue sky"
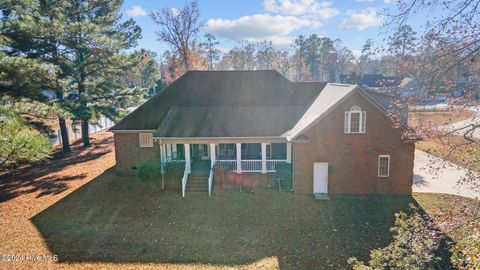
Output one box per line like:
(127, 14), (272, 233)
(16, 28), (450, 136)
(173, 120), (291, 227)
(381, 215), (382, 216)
(121, 0), (420, 58)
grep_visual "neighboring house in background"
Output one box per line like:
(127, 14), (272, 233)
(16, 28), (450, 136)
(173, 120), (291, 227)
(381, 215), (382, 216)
(339, 74), (401, 89)
(454, 73), (480, 98)
(111, 71), (416, 197)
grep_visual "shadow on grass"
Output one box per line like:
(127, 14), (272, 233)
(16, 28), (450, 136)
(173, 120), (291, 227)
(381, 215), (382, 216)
(0, 136), (112, 202)
(31, 168), (451, 269)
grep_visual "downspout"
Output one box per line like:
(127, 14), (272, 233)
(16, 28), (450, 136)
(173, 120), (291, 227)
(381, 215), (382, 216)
(291, 143), (295, 192)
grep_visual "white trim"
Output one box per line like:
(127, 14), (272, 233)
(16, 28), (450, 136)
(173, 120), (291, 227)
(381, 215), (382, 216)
(286, 143), (292, 164)
(261, 143), (267, 173)
(210, 143), (216, 168)
(344, 108), (366, 134)
(265, 143), (272, 159)
(288, 87), (358, 141)
(236, 143), (242, 173)
(166, 144), (172, 159)
(112, 130), (156, 133)
(139, 133), (153, 147)
(313, 162), (328, 194)
(184, 144), (191, 173)
(378, 155), (390, 177)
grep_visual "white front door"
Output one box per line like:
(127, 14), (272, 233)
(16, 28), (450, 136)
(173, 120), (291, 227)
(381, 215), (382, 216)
(313, 162), (328, 194)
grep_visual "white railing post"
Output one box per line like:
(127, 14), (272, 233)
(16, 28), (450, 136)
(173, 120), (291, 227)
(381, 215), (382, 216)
(185, 143), (191, 173)
(166, 144), (172, 160)
(159, 143), (164, 173)
(210, 143), (216, 168)
(161, 143), (167, 164)
(236, 143), (242, 173)
(286, 142), (292, 164)
(261, 143), (267, 173)
(208, 168), (213, 197)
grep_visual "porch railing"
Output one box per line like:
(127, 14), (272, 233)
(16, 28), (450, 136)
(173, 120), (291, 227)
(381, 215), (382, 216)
(267, 160), (287, 172)
(216, 159), (287, 172)
(216, 160), (237, 171)
(208, 168), (213, 197)
(241, 160), (262, 172)
(181, 166), (189, 198)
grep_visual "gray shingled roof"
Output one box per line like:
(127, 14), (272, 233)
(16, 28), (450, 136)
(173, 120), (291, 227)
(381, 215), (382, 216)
(155, 106), (307, 137)
(111, 70), (324, 131)
(111, 70), (408, 139)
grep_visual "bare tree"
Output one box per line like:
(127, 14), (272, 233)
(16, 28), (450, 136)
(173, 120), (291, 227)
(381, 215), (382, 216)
(151, 0), (203, 71)
(200, 33), (220, 70)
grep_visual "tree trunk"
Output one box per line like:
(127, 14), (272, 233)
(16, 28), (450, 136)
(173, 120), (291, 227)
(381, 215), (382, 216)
(78, 72), (91, 147)
(81, 119), (90, 147)
(58, 117), (71, 152)
(55, 91), (70, 152)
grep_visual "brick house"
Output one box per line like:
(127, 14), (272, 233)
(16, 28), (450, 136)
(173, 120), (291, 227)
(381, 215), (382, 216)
(111, 70), (415, 197)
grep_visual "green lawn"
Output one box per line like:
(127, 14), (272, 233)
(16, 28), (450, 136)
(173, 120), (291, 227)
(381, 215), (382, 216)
(32, 168), (421, 270)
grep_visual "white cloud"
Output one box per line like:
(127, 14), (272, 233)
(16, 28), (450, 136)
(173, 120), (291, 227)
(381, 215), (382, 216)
(170, 8), (180, 17)
(205, 14), (319, 47)
(126, 6), (147, 17)
(264, 0), (339, 19)
(383, 0), (392, 3)
(339, 8), (384, 30)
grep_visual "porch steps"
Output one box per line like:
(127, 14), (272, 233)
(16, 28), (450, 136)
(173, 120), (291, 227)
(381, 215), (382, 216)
(186, 174), (209, 195)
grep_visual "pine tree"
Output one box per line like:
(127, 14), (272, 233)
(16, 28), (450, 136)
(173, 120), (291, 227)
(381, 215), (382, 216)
(62, 0), (142, 147)
(0, 98), (51, 171)
(1, 0), (75, 152)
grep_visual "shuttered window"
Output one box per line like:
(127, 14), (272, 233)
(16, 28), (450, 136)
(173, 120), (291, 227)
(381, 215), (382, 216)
(378, 155), (390, 177)
(139, 133), (153, 147)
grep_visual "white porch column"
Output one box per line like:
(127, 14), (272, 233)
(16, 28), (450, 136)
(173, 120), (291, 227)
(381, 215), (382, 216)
(159, 143), (165, 174)
(261, 143), (267, 173)
(166, 144), (172, 160)
(236, 143), (242, 173)
(286, 142), (292, 164)
(184, 144), (191, 173)
(210, 143), (216, 168)
(161, 143), (167, 163)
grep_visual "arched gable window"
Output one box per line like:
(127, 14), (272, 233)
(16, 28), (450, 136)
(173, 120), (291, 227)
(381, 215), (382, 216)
(344, 105), (366, 133)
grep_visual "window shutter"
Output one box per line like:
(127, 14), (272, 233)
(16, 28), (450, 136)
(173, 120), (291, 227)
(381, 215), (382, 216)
(344, 112), (349, 133)
(361, 111), (366, 133)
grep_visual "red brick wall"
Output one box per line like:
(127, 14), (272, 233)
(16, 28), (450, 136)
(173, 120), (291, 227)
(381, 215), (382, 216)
(114, 133), (160, 175)
(293, 90), (414, 195)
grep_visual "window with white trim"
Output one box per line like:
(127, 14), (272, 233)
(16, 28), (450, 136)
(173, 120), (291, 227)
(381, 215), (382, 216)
(378, 155), (390, 177)
(139, 133), (153, 147)
(344, 105), (366, 133)
(266, 143), (272, 159)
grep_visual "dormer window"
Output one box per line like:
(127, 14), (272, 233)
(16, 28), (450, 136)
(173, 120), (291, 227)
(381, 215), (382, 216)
(344, 105), (366, 133)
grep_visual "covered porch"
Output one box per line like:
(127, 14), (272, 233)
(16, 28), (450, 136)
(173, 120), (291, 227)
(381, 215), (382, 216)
(159, 142), (291, 173)
(158, 141), (292, 197)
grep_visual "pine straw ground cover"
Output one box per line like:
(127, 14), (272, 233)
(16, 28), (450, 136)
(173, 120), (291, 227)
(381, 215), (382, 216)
(0, 131), (476, 270)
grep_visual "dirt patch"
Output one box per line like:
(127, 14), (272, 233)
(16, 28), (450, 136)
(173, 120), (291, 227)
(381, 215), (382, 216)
(408, 110), (475, 130)
(0, 131), (475, 269)
(416, 134), (480, 171)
